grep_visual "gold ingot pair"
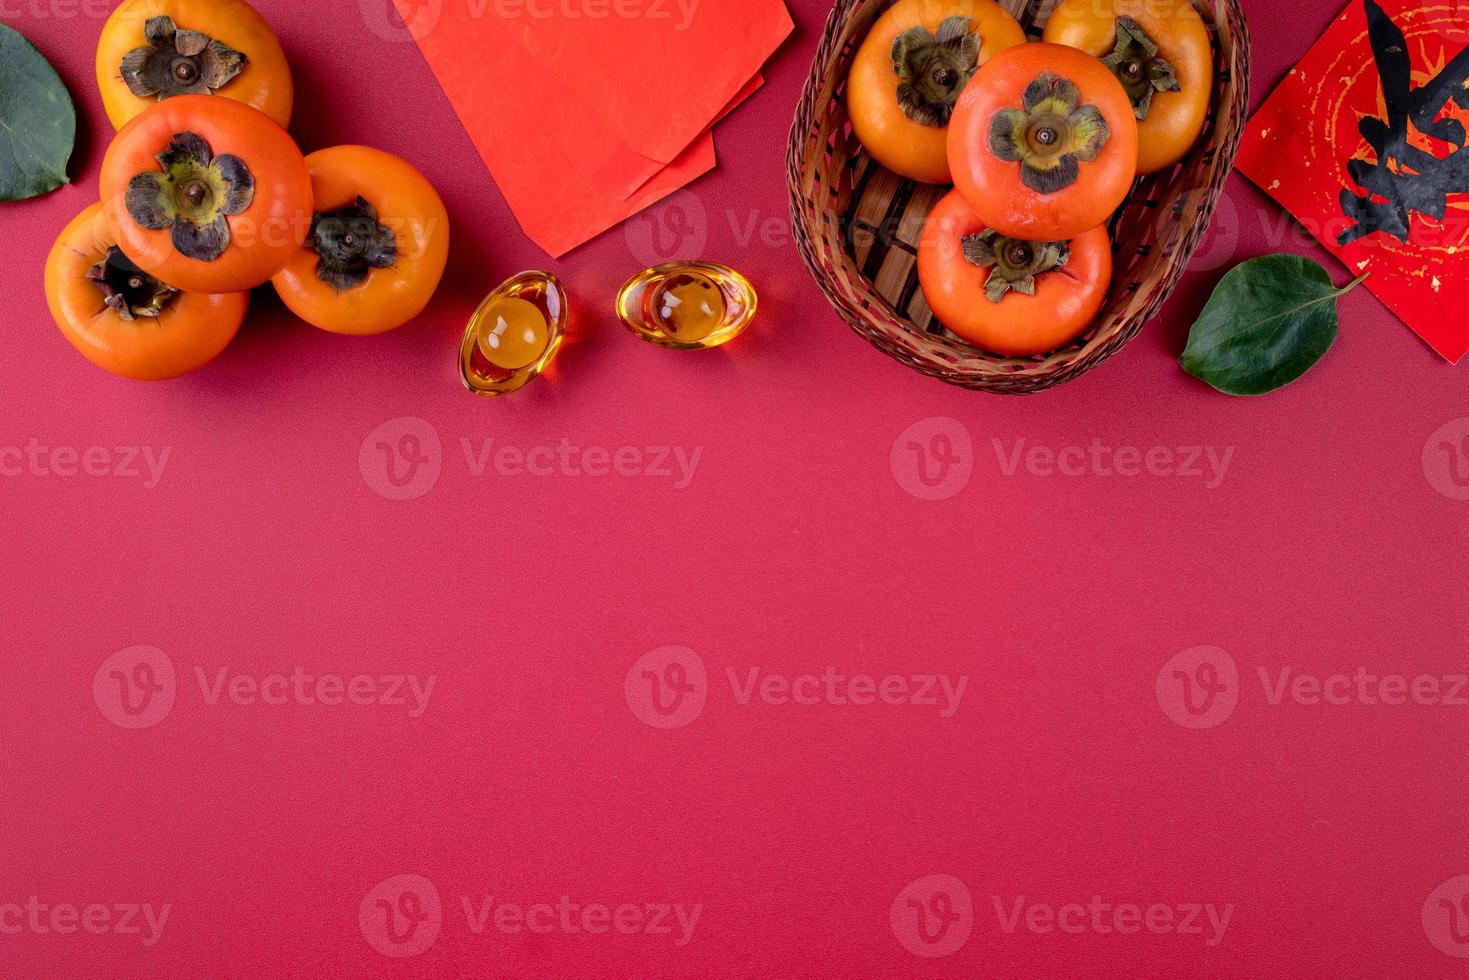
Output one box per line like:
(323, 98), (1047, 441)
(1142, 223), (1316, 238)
(459, 261), (757, 397)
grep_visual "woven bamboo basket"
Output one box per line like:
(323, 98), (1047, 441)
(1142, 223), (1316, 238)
(787, 0), (1251, 393)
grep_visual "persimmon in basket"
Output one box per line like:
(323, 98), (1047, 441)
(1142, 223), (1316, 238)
(948, 42), (1138, 240)
(1043, 0), (1212, 174)
(918, 189), (1110, 356)
(846, 0), (1027, 184)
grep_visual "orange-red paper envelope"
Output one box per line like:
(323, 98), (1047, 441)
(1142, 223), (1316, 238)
(1237, 0), (1469, 362)
(499, 0), (793, 165)
(481, 0), (764, 200)
(399, 0), (716, 257)
(550, 72), (764, 199)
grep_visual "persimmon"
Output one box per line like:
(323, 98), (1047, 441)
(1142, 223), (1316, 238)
(917, 189), (1110, 355)
(948, 42), (1138, 240)
(270, 146), (450, 335)
(96, 0), (293, 131)
(1043, 0), (1212, 174)
(46, 203), (248, 380)
(100, 95), (313, 294)
(847, 0), (1027, 184)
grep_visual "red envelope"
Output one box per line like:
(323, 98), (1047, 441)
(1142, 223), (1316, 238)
(1237, 0), (1469, 362)
(553, 73), (764, 199)
(498, 0), (793, 165)
(399, 0), (718, 256)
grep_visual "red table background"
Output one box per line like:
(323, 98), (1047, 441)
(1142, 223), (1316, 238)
(3, 0), (1468, 976)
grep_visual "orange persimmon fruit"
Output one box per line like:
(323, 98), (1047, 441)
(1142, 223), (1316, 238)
(271, 146), (450, 336)
(100, 95), (313, 294)
(948, 42), (1139, 240)
(847, 0), (1027, 184)
(96, 0), (293, 131)
(1043, 0), (1212, 174)
(46, 202), (248, 380)
(918, 188), (1111, 356)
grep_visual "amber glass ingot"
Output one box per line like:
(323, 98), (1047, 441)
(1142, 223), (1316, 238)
(616, 261), (756, 349)
(460, 271), (567, 396)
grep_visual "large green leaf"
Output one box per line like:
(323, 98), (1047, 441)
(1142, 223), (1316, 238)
(0, 22), (75, 202)
(1180, 254), (1367, 396)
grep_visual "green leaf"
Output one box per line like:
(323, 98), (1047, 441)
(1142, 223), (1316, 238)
(0, 23), (76, 202)
(1180, 255), (1368, 396)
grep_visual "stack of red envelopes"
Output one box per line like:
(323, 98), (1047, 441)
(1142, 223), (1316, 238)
(395, 0), (793, 257)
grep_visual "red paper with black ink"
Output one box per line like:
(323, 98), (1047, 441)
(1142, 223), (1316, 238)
(1236, 0), (1469, 362)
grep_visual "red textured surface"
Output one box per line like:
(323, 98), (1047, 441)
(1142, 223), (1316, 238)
(3, 0), (1469, 976)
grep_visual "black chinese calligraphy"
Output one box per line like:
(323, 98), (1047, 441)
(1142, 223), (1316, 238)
(1339, 0), (1469, 245)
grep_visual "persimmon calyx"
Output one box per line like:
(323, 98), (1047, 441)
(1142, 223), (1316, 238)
(1101, 16), (1180, 120)
(962, 229), (1071, 302)
(310, 197), (398, 291)
(120, 16), (248, 101)
(987, 72), (1111, 193)
(891, 16), (981, 127)
(125, 131), (255, 262)
(86, 246), (179, 321)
